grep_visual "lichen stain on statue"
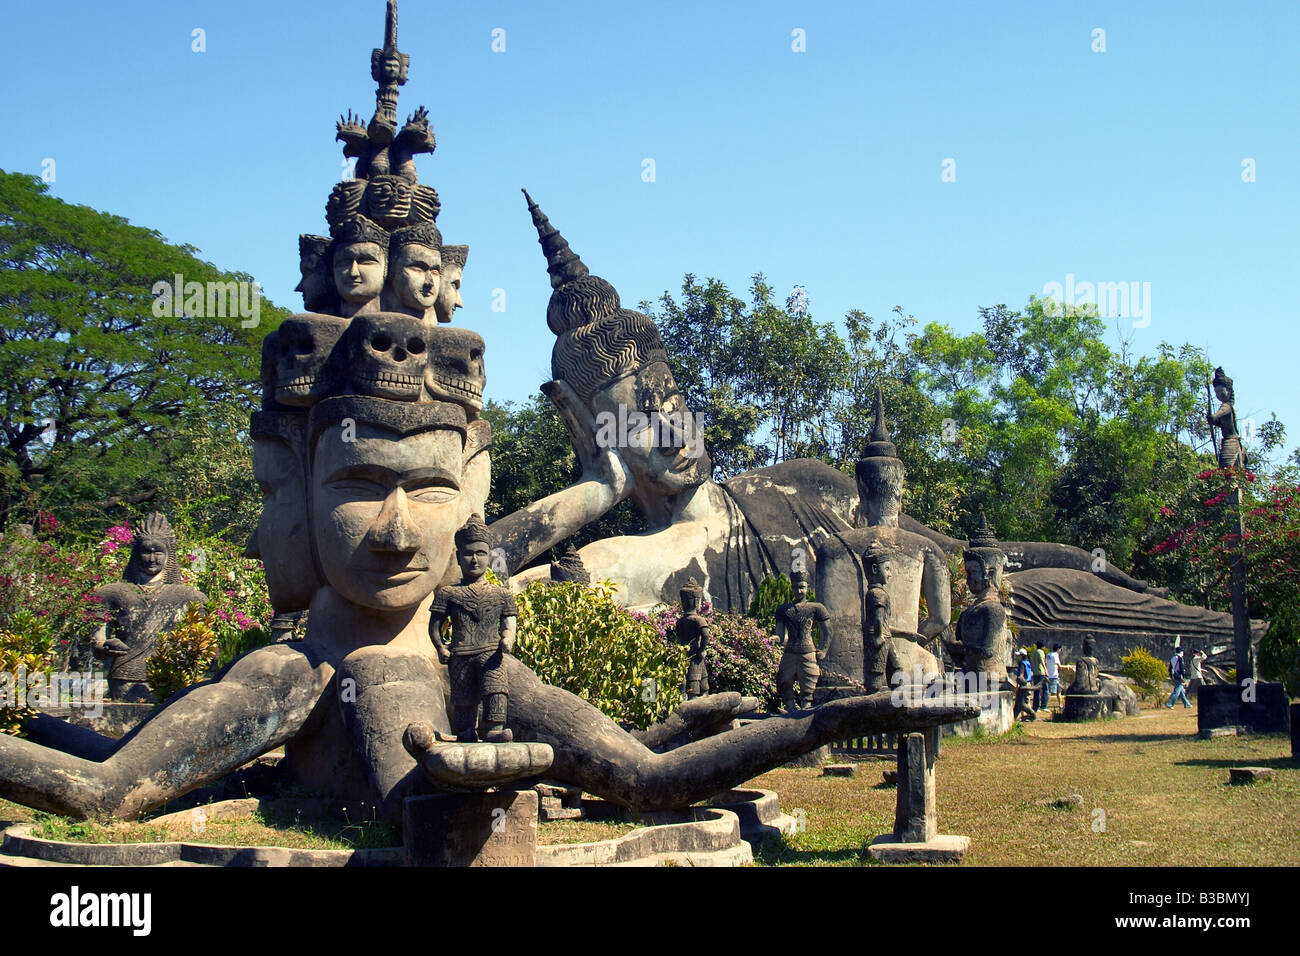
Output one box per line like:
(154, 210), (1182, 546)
(0, 1), (982, 831)
(91, 513), (206, 702)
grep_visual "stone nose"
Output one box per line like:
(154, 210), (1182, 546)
(367, 488), (421, 553)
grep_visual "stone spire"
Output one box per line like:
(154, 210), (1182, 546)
(523, 189), (590, 289)
(864, 388), (898, 459)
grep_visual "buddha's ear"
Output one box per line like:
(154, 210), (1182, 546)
(463, 420), (492, 518)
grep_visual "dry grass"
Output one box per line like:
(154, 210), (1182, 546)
(749, 703), (1299, 866)
(537, 819), (641, 844)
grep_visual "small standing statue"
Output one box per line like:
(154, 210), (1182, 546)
(952, 513), (1011, 685)
(675, 578), (711, 699)
(1207, 366), (1247, 469)
(429, 514), (518, 743)
(1066, 636), (1101, 696)
(775, 570), (833, 710)
(861, 541), (901, 694)
(91, 513), (207, 702)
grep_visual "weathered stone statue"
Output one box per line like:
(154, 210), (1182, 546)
(861, 541), (901, 694)
(549, 543), (590, 584)
(434, 244), (467, 323)
(429, 515), (517, 743)
(90, 513), (206, 702)
(1208, 366), (1247, 469)
(382, 221), (442, 321)
(774, 570), (831, 710)
(331, 215), (389, 317)
(813, 393), (950, 698)
(1067, 637), (1101, 696)
(296, 234), (340, 314)
(675, 579), (711, 699)
(0, 0), (981, 831)
(951, 513), (1011, 684)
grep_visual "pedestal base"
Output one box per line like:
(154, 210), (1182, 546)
(403, 790), (537, 867)
(867, 833), (969, 863)
(1061, 694), (1110, 722)
(1199, 683), (1291, 734)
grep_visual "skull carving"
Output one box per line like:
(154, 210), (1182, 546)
(350, 313), (428, 401)
(424, 327), (485, 416)
(271, 314), (350, 407)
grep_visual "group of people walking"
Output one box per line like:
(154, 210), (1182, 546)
(1013, 640), (1062, 719)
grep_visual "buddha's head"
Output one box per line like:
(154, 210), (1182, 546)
(125, 513), (179, 587)
(386, 221), (442, 317)
(246, 410), (319, 612)
(330, 216), (389, 313)
(962, 512), (1006, 600)
(855, 389), (904, 528)
(525, 190), (712, 507)
(434, 244), (467, 323)
(307, 396), (472, 611)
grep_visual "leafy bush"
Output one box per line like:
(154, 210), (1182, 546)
(146, 605), (219, 702)
(514, 580), (687, 730)
(641, 603), (782, 711)
(0, 617), (57, 736)
(1259, 603), (1300, 700)
(1120, 646), (1169, 703)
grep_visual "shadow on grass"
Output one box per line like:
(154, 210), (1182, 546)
(1176, 756), (1299, 770)
(751, 836), (868, 867)
(1066, 733), (1197, 744)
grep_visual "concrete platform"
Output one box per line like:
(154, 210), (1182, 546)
(867, 833), (969, 863)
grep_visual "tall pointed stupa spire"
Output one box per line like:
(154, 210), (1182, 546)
(523, 189), (590, 289)
(864, 387), (897, 458)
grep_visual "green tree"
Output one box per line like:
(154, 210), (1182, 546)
(0, 171), (289, 533)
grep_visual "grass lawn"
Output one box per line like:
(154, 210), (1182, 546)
(749, 703), (1299, 866)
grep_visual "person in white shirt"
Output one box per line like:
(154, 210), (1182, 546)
(1045, 644), (1062, 706)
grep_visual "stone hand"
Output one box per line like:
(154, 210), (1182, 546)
(541, 379), (634, 499)
(403, 722), (553, 792)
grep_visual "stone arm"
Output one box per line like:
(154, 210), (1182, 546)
(919, 544), (951, 640)
(487, 379), (634, 574)
(815, 619), (833, 662)
(694, 623), (712, 659)
(428, 610), (450, 663)
(773, 615), (788, 654)
(499, 614), (517, 655)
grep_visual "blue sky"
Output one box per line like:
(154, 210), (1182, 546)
(3, 1), (1297, 460)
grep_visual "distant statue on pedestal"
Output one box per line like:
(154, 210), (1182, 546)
(91, 513), (206, 702)
(1208, 367), (1247, 469)
(861, 541), (901, 694)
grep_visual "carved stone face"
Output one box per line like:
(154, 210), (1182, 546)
(858, 460), (905, 527)
(272, 315), (349, 407)
(311, 423), (465, 610)
(1214, 383), (1230, 404)
(424, 327), (485, 413)
(296, 246), (334, 313)
(867, 555), (893, 588)
(964, 552), (1005, 600)
(793, 578), (809, 602)
(333, 241), (386, 307)
(593, 365), (711, 497)
(388, 243), (441, 314)
(457, 541), (491, 582)
(247, 436), (319, 612)
(132, 540), (168, 585)
(434, 263), (463, 323)
(351, 314), (428, 402)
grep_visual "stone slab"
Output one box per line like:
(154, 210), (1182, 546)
(867, 833), (970, 863)
(822, 763), (856, 777)
(1198, 726), (1241, 740)
(1228, 767), (1275, 785)
(403, 790), (537, 867)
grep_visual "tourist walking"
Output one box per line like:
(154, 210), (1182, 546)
(1045, 643), (1062, 707)
(1166, 647), (1192, 709)
(1013, 649), (1037, 721)
(1031, 640), (1048, 710)
(1188, 649), (1206, 699)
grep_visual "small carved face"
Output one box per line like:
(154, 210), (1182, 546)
(296, 247), (334, 313)
(424, 327), (485, 413)
(434, 263), (464, 323)
(364, 176), (414, 227)
(458, 541), (491, 581)
(312, 424), (465, 610)
(273, 315), (349, 407)
(134, 540), (168, 582)
(351, 314), (428, 402)
(793, 578), (809, 602)
(965, 553), (1005, 598)
(333, 241), (386, 304)
(866, 555), (893, 588)
(1214, 383), (1229, 403)
(389, 243), (441, 313)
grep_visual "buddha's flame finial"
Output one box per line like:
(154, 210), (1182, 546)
(523, 189), (591, 289)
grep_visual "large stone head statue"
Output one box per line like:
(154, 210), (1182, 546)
(524, 190), (712, 505)
(962, 512), (1006, 601)
(855, 389), (904, 528)
(124, 512), (182, 587)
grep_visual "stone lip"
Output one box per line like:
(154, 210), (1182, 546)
(535, 806), (750, 867)
(867, 832), (970, 863)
